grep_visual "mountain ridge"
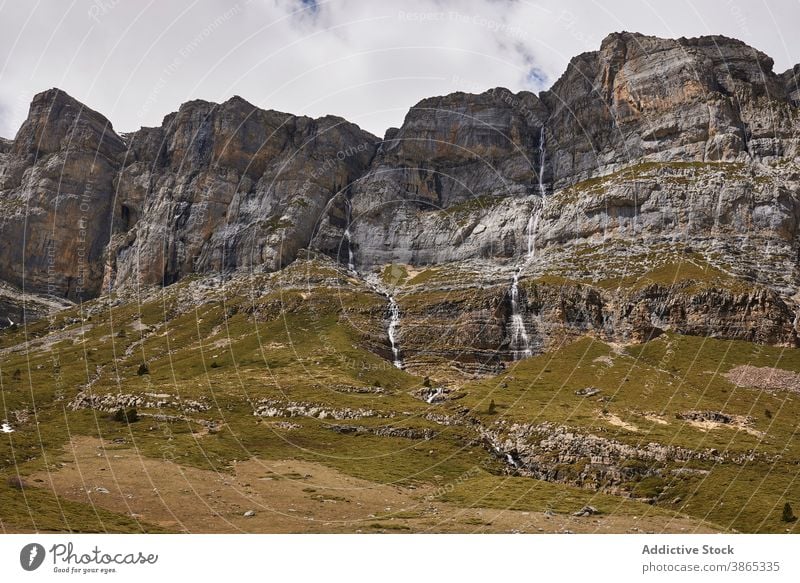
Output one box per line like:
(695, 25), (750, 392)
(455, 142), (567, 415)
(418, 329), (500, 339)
(0, 31), (799, 359)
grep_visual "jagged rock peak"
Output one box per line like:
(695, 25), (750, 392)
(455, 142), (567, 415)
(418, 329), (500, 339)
(12, 87), (125, 158)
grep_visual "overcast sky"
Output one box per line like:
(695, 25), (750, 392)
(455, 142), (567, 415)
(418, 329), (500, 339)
(1, 0), (798, 139)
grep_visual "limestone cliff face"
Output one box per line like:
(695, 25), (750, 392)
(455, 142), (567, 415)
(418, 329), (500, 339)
(0, 32), (799, 361)
(332, 88), (548, 268)
(320, 32), (800, 281)
(0, 90), (377, 303)
(543, 32), (799, 187)
(391, 277), (797, 372)
(106, 96), (377, 289)
(0, 88), (125, 300)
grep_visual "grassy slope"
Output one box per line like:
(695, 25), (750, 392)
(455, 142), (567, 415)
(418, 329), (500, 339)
(0, 258), (798, 533)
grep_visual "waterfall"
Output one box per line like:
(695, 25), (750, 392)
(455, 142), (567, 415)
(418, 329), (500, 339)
(537, 125), (547, 197)
(344, 199), (356, 272)
(363, 274), (404, 370)
(505, 453), (520, 468)
(344, 227), (355, 272)
(508, 269), (533, 359)
(387, 294), (403, 369)
(526, 209), (541, 259)
(525, 126), (547, 260)
(509, 125), (548, 359)
(425, 387), (444, 404)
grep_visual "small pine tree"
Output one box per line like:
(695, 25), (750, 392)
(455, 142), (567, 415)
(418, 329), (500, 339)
(487, 399), (497, 415)
(422, 376), (431, 388)
(137, 362), (149, 376)
(210, 360), (220, 368)
(12, 368), (21, 380)
(765, 408), (773, 419)
(782, 502), (797, 523)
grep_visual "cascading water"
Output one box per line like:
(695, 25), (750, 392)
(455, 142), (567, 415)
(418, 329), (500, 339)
(344, 198), (356, 272)
(510, 126), (548, 360)
(537, 125), (547, 197)
(525, 126), (547, 259)
(526, 211), (541, 258)
(425, 387), (444, 404)
(505, 452), (520, 469)
(387, 294), (403, 369)
(508, 269), (533, 359)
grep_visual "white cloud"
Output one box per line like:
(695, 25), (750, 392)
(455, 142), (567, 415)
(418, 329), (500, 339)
(0, 0), (798, 138)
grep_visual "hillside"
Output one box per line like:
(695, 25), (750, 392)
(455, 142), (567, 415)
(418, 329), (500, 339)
(1, 31), (799, 533)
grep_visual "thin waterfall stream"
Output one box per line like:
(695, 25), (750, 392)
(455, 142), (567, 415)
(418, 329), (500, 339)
(509, 125), (548, 360)
(344, 207), (403, 369)
(508, 268), (533, 359)
(386, 293), (403, 369)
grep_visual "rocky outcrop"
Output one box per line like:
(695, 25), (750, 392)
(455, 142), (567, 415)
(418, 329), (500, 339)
(393, 275), (797, 370)
(70, 391), (210, 413)
(331, 88), (548, 268)
(327, 423), (436, 440)
(0, 89), (125, 299)
(0, 90), (377, 299)
(543, 32), (799, 187)
(785, 64), (800, 104)
(0, 32), (799, 363)
(481, 420), (770, 497)
(107, 96), (377, 289)
(253, 399), (393, 420)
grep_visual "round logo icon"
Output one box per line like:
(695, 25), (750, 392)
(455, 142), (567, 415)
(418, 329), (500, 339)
(20, 543), (46, 571)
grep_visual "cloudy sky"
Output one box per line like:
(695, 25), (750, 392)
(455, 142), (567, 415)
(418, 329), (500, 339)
(0, 0), (798, 138)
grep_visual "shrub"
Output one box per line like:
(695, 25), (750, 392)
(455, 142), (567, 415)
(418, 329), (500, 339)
(137, 363), (149, 376)
(210, 361), (220, 369)
(422, 376), (431, 388)
(7, 475), (26, 490)
(12, 368), (21, 380)
(487, 399), (497, 415)
(765, 409), (773, 419)
(782, 502), (796, 523)
(113, 408), (139, 423)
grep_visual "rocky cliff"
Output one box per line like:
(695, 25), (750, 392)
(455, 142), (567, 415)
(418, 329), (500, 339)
(0, 89), (125, 300)
(0, 31), (799, 361)
(107, 96), (377, 289)
(0, 89), (377, 301)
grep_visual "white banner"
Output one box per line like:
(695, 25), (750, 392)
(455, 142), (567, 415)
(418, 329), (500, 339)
(1, 534), (798, 582)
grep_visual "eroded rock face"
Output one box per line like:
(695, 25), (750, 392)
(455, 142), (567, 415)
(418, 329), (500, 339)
(393, 276), (798, 371)
(480, 421), (731, 497)
(314, 32), (800, 278)
(0, 89), (125, 300)
(0, 90), (377, 299)
(543, 32), (799, 188)
(106, 96), (377, 289)
(0, 32), (799, 362)
(336, 88), (548, 268)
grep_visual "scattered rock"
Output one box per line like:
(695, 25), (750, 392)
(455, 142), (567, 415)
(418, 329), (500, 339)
(572, 505), (600, 517)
